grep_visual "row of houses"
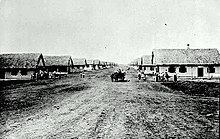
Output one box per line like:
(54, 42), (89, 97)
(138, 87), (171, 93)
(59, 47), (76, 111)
(0, 53), (117, 80)
(130, 47), (220, 79)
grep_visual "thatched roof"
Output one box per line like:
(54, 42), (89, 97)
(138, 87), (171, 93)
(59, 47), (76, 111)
(86, 60), (94, 65)
(0, 53), (44, 68)
(73, 58), (87, 65)
(44, 56), (73, 66)
(153, 48), (220, 64)
(141, 55), (152, 65)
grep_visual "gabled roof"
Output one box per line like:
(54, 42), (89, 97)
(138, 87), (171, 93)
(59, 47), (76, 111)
(86, 60), (94, 65)
(0, 53), (44, 68)
(141, 55), (152, 65)
(153, 48), (220, 64)
(73, 58), (87, 65)
(44, 56), (73, 66)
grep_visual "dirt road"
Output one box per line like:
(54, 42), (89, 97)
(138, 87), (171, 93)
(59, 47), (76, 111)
(0, 67), (219, 139)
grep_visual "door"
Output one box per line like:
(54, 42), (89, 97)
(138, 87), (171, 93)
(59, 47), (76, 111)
(198, 68), (203, 77)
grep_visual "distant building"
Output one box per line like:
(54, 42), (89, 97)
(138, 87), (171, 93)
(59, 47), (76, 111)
(100, 61), (107, 69)
(43, 55), (73, 74)
(0, 53), (45, 79)
(93, 59), (100, 70)
(85, 59), (94, 71)
(72, 58), (87, 71)
(106, 62), (113, 68)
(141, 48), (220, 79)
(139, 55), (154, 73)
(128, 58), (140, 70)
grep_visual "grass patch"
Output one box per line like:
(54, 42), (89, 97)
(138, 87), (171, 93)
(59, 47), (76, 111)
(0, 82), (90, 113)
(162, 81), (220, 97)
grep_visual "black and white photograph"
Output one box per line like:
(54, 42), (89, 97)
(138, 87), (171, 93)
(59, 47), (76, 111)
(0, 0), (219, 138)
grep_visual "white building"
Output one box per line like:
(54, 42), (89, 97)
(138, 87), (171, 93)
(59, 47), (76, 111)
(141, 48), (220, 79)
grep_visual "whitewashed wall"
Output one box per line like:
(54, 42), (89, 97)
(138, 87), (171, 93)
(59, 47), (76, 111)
(152, 65), (220, 79)
(5, 70), (34, 80)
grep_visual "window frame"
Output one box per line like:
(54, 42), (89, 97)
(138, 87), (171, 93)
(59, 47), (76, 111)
(179, 65), (187, 73)
(11, 69), (19, 76)
(207, 66), (215, 73)
(21, 69), (28, 75)
(168, 66), (176, 73)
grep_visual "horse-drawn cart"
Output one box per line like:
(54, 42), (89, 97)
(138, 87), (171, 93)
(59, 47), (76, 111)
(111, 70), (126, 82)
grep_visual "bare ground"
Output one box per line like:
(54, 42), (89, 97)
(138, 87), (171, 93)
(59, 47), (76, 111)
(0, 67), (219, 139)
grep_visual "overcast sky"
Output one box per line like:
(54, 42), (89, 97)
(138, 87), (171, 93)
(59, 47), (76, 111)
(0, 0), (220, 64)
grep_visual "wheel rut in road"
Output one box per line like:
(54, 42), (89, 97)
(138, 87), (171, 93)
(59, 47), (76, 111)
(2, 67), (219, 139)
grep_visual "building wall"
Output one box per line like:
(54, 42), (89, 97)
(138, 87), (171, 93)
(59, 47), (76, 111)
(155, 65), (220, 79)
(84, 65), (93, 71)
(73, 65), (84, 70)
(141, 66), (154, 74)
(5, 70), (34, 80)
(80, 66), (84, 70)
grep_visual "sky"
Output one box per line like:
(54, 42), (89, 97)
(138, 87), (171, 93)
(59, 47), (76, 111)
(0, 0), (220, 64)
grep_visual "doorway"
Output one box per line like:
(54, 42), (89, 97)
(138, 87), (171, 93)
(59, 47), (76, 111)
(0, 69), (5, 79)
(198, 68), (203, 77)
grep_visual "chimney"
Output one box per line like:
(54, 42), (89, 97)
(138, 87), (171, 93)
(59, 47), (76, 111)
(141, 57), (143, 65)
(151, 51), (154, 64)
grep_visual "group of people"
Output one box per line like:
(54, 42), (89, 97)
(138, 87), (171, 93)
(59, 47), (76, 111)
(114, 68), (126, 74)
(155, 71), (170, 82)
(137, 69), (178, 82)
(31, 70), (63, 80)
(137, 70), (148, 81)
(31, 70), (47, 80)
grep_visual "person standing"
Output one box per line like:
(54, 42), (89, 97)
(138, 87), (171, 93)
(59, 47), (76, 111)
(143, 69), (148, 81)
(155, 72), (159, 82)
(137, 70), (141, 80)
(165, 70), (169, 82)
(174, 72), (177, 82)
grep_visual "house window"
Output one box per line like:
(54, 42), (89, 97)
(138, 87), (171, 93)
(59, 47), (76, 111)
(11, 69), (19, 75)
(21, 69), (28, 75)
(168, 66), (176, 73)
(207, 66), (215, 73)
(150, 67), (154, 71)
(179, 66), (187, 73)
